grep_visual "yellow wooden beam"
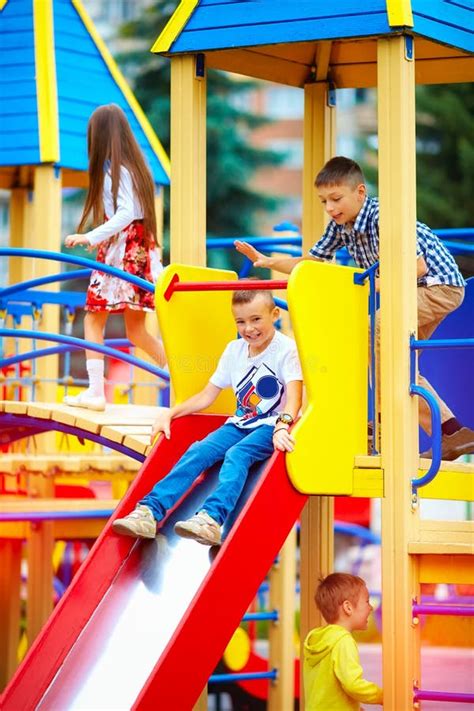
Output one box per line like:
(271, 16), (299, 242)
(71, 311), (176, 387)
(151, 0), (199, 54)
(378, 35), (419, 711)
(302, 82), (335, 252)
(268, 526), (296, 711)
(170, 55), (207, 265)
(386, 0), (414, 27)
(33, 0), (59, 162)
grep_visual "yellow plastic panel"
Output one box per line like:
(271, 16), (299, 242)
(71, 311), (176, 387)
(419, 554), (473, 585)
(155, 264), (238, 414)
(286, 261), (368, 494)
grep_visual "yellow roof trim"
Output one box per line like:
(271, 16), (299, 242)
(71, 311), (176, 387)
(33, 0), (60, 162)
(72, 0), (170, 179)
(151, 0), (200, 54)
(386, 0), (414, 27)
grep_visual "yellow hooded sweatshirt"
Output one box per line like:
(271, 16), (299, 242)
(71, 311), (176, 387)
(304, 624), (383, 710)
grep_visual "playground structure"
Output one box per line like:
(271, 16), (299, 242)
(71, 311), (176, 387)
(0, 1), (473, 710)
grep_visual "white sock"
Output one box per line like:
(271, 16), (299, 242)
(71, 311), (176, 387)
(86, 359), (105, 398)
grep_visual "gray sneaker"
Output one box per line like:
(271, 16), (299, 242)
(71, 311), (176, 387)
(174, 510), (221, 546)
(112, 505), (156, 539)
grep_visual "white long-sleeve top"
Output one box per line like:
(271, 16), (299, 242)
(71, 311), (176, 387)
(86, 166), (145, 246)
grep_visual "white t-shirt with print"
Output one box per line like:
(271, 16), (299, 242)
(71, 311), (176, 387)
(210, 330), (303, 429)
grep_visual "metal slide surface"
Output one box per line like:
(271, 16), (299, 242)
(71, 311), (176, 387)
(1, 414), (307, 710)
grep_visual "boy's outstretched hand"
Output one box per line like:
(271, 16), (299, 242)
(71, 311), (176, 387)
(234, 240), (271, 268)
(273, 428), (296, 453)
(151, 409), (172, 442)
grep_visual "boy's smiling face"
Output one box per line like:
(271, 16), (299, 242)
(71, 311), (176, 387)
(318, 181), (366, 227)
(232, 294), (279, 356)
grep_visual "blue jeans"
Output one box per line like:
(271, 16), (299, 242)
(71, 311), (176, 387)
(140, 423), (274, 525)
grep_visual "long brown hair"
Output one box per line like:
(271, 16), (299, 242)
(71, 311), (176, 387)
(78, 104), (158, 245)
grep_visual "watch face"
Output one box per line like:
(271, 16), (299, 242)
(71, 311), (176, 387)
(278, 413), (293, 424)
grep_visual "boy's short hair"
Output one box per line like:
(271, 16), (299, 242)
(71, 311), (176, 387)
(315, 156), (365, 189)
(232, 288), (276, 310)
(315, 573), (366, 623)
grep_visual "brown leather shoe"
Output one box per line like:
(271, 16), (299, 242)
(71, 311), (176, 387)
(420, 427), (474, 461)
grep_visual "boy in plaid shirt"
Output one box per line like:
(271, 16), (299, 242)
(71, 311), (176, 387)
(236, 156), (473, 461)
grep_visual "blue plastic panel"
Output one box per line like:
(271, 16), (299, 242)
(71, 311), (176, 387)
(419, 278), (474, 452)
(53, 0), (169, 185)
(169, 0), (391, 52)
(0, 0), (41, 166)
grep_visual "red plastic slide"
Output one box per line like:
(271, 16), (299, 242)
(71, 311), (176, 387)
(1, 414), (307, 710)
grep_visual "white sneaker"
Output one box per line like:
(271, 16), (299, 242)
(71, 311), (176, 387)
(63, 391), (106, 411)
(174, 510), (221, 546)
(112, 505), (156, 539)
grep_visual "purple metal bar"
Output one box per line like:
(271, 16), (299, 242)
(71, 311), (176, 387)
(0, 510), (114, 523)
(0, 413), (146, 462)
(413, 603), (474, 617)
(414, 689), (474, 703)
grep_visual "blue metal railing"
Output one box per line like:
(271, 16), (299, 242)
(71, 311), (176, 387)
(0, 248), (153, 293)
(209, 670), (278, 684)
(0, 329), (169, 380)
(354, 262), (380, 454)
(410, 384), (442, 492)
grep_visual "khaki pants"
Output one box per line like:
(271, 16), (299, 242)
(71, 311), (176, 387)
(373, 285), (465, 434)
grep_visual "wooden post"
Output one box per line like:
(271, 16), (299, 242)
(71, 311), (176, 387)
(299, 79), (335, 710)
(26, 519), (54, 647)
(29, 165), (62, 408)
(377, 36), (420, 710)
(0, 540), (22, 690)
(268, 526), (297, 711)
(170, 55), (208, 709)
(170, 55), (207, 266)
(24, 165), (61, 645)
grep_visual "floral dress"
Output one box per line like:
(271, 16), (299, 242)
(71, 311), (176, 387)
(85, 220), (163, 313)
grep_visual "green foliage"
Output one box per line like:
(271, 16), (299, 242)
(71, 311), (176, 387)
(117, 1), (285, 246)
(361, 84), (474, 230)
(416, 84), (474, 229)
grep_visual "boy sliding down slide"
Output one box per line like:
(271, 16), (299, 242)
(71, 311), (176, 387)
(113, 289), (303, 546)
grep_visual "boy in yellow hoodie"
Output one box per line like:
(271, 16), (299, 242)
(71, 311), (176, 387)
(304, 573), (383, 710)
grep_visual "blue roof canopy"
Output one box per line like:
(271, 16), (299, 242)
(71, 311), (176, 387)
(0, 0), (170, 187)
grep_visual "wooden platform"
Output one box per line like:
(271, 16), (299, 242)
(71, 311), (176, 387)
(0, 401), (161, 457)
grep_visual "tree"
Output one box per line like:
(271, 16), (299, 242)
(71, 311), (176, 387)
(416, 83), (474, 230)
(118, 1), (285, 253)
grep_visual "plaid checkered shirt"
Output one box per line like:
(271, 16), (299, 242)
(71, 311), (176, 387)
(309, 196), (466, 288)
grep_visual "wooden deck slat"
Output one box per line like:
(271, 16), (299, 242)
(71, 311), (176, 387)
(123, 434), (152, 455)
(100, 425), (153, 444)
(4, 402), (29, 415)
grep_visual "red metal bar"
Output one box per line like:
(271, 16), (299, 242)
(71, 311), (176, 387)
(164, 274), (288, 301)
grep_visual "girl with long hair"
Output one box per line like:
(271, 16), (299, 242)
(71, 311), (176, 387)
(64, 104), (166, 411)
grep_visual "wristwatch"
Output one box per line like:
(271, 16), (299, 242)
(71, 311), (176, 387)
(275, 413), (294, 426)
